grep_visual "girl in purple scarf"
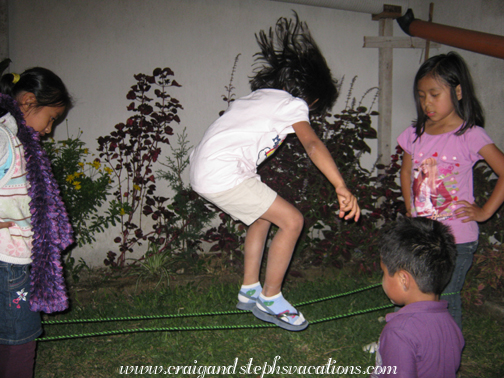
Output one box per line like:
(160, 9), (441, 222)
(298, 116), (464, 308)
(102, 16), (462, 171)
(0, 68), (73, 378)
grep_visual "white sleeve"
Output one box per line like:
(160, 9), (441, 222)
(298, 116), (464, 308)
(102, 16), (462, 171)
(0, 126), (14, 182)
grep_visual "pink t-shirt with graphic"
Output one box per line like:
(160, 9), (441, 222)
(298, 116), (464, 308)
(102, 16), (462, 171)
(397, 125), (494, 244)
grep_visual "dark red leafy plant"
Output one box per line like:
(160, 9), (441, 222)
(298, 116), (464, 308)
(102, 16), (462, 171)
(258, 77), (404, 271)
(97, 68), (183, 267)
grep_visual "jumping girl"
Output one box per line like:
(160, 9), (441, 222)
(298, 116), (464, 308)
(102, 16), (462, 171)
(190, 13), (360, 332)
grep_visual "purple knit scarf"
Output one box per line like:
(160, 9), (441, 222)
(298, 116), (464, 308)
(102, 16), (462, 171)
(0, 94), (73, 313)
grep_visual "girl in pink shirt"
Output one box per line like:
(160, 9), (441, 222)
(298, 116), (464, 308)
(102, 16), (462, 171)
(397, 52), (504, 329)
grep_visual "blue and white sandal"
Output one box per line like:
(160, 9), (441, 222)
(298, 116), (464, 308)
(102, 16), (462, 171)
(236, 287), (261, 311)
(252, 296), (309, 331)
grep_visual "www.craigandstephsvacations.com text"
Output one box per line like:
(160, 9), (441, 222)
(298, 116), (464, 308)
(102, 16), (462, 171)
(118, 356), (397, 376)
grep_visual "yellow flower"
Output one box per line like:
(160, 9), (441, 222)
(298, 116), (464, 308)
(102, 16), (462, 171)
(66, 174), (74, 182)
(72, 181), (81, 189)
(120, 208), (126, 216)
(93, 160), (101, 169)
(104, 167), (113, 175)
(133, 184), (141, 191)
(84, 148), (89, 154)
(78, 162), (84, 168)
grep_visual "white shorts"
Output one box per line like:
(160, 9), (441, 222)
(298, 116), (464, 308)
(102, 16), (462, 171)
(197, 178), (277, 226)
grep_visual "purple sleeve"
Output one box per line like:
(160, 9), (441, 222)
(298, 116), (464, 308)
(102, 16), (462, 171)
(377, 328), (419, 378)
(464, 126), (494, 162)
(397, 126), (415, 155)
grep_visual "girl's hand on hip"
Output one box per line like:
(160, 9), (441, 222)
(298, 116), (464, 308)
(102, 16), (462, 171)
(454, 200), (490, 223)
(336, 186), (360, 222)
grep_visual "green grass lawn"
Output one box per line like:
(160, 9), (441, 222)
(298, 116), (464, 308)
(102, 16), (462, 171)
(35, 268), (504, 377)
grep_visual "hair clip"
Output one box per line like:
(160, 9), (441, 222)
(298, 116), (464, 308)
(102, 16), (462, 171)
(12, 73), (20, 84)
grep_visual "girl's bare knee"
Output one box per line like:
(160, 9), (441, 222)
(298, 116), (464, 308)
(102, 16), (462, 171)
(282, 210), (304, 235)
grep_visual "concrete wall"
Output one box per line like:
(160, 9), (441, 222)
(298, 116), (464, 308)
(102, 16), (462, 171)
(6, 0), (504, 266)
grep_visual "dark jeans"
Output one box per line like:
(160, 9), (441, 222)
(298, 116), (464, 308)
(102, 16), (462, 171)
(0, 263), (42, 344)
(441, 241), (478, 329)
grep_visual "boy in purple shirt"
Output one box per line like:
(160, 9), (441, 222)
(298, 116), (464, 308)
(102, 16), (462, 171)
(371, 217), (464, 378)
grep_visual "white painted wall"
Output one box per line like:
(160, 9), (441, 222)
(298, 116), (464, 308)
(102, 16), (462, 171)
(7, 0), (504, 266)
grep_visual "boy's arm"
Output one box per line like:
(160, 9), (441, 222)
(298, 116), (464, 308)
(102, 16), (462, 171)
(400, 152), (412, 217)
(376, 329), (418, 378)
(292, 121), (360, 221)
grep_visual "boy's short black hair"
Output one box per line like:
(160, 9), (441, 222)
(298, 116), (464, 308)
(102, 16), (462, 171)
(380, 217), (456, 295)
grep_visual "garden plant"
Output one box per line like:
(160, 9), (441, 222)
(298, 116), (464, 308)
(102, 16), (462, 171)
(10, 56), (501, 377)
(43, 131), (119, 280)
(259, 76), (403, 272)
(30, 56), (503, 306)
(97, 68), (186, 267)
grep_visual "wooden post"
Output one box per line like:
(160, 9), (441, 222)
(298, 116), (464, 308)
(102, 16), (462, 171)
(0, 0), (8, 61)
(424, 3), (435, 61)
(364, 5), (439, 169)
(377, 18), (393, 167)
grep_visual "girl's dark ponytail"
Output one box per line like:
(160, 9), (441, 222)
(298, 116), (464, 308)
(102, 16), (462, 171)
(0, 67), (72, 109)
(0, 72), (19, 97)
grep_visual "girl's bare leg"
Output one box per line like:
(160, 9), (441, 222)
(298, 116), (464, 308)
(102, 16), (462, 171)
(254, 196), (304, 297)
(243, 218), (271, 285)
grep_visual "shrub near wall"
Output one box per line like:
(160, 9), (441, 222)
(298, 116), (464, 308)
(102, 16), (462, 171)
(97, 68), (214, 269)
(464, 162), (504, 305)
(259, 78), (404, 272)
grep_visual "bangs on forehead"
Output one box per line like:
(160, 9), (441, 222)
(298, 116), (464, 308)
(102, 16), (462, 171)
(423, 71), (443, 83)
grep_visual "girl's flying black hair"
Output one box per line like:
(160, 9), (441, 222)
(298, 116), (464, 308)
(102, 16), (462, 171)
(413, 51), (484, 137)
(250, 12), (338, 116)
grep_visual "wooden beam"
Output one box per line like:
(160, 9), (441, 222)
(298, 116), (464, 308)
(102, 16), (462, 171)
(365, 14), (439, 168)
(424, 2), (435, 61)
(371, 4), (403, 20)
(364, 36), (440, 49)
(0, 0), (8, 61)
(377, 18), (393, 167)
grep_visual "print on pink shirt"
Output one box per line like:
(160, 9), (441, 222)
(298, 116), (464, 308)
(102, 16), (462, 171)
(412, 153), (460, 221)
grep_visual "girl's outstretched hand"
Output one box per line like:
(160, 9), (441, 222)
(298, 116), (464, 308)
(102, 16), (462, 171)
(0, 222), (13, 229)
(335, 186), (360, 221)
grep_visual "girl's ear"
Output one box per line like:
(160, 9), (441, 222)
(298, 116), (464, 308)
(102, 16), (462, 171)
(17, 92), (37, 114)
(455, 84), (462, 101)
